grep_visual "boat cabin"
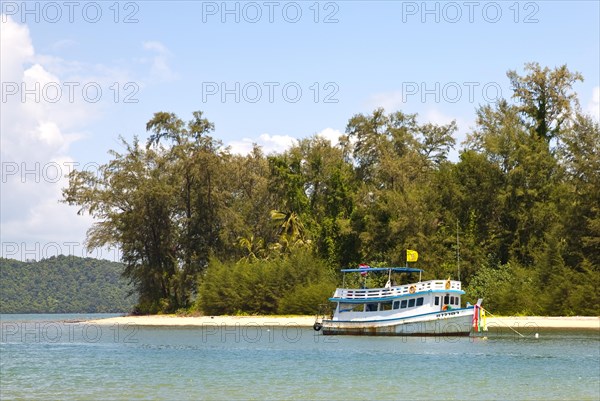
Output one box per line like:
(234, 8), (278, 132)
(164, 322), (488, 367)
(329, 268), (465, 321)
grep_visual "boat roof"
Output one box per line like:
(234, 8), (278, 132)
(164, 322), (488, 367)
(341, 267), (423, 273)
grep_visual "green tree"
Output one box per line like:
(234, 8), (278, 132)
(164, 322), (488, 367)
(507, 62), (583, 142)
(64, 137), (178, 312)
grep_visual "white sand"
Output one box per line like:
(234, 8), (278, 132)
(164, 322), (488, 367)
(85, 315), (599, 329)
(86, 315), (316, 327)
(487, 316), (599, 329)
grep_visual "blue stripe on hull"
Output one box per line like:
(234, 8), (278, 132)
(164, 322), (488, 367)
(321, 308), (474, 336)
(322, 328), (471, 336)
(327, 307), (473, 324)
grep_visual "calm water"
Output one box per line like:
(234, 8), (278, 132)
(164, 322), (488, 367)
(1, 314), (599, 401)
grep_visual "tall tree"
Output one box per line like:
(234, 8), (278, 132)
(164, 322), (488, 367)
(64, 112), (228, 312)
(145, 111), (227, 308)
(558, 114), (600, 270)
(63, 137), (178, 312)
(507, 62), (583, 142)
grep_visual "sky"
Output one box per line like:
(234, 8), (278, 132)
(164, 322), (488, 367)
(1, 0), (599, 261)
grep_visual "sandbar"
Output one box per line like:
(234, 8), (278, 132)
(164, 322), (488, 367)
(85, 315), (599, 329)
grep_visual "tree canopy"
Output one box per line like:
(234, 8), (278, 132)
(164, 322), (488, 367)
(0, 256), (135, 313)
(63, 64), (599, 316)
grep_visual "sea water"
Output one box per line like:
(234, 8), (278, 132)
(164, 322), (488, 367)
(1, 314), (598, 400)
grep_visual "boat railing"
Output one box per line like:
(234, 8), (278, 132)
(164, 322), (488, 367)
(333, 280), (461, 300)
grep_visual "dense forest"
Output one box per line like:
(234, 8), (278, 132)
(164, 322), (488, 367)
(0, 256), (135, 313)
(63, 63), (599, 316)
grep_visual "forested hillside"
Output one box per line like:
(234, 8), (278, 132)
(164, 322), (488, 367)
(0, 256), (135, 313)
(63, 63), (599, 316)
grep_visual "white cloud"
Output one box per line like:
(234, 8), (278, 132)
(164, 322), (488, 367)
(0, 16), (34, 80)
(365, 90), (404, 112)
(142, 40), (177, 82)
(316, 127), (343, 146)
(587, 86), (599, 121)
(228, 133), (297, 155)
(228, 129), (343, 156)
(0, 16), (104, 260)
(49, 38), (77, 52)
(422, 109), (456, 126)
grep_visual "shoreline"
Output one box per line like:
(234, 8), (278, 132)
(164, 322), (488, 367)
(85, 315), (600, 329)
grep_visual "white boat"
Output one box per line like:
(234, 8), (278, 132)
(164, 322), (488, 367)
(313, 266), (484, 336)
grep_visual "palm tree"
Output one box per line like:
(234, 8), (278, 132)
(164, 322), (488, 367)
(270, 210), (311, 253)
(237, 235), (266, 262)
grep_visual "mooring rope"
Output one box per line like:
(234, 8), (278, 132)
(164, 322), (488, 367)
(481, 307), (526, 338)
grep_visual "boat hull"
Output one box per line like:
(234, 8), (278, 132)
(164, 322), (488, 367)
(321, 308), (474, 336)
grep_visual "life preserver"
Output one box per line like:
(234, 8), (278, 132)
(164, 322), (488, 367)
(313, 322), (322, 331)
(445, 280), (451, 290)
(442, 305), (448, 311)
(409, 285), (416, 294)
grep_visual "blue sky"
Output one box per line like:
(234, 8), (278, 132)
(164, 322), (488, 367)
(1, 1), (599, 260)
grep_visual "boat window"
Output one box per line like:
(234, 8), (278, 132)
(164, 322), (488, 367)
(393, 301), (400, 309)
(444, 295), (450, 305)
(408, 299), (416, 308)
(365, 303), (378, 312)
(450, 296), (455, 305)
(456, 297), (460, 306)
(434, 296), (440, 306)
(416, 297), (424, 306)
(400, 300), (408, 309)
(339, 303), (364, 313)
(340, 303), (364, 312)
(380, 302), (393, 311)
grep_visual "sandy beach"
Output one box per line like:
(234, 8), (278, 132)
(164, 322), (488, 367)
(85, 315), (599, 329)
(86, 315), (316, 327)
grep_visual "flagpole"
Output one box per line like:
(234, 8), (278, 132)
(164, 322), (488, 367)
(456, 219), (460, 281)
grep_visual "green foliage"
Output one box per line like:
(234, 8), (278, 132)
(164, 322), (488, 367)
(63, 63), (599, 316)
(0, 256), (135, 313)
(507, 62), (583, 141)
(466, 259), (540, 315)
(196, 252), (336, 315)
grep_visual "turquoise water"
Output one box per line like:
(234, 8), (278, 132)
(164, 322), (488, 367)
(1, 314), (599, 400)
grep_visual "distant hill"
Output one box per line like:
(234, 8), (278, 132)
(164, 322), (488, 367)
(0, 255), (136, 313)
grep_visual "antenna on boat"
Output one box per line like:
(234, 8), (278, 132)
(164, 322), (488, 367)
(456, 219), (460, 281)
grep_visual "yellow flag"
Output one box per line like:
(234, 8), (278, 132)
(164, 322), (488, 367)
(406, 249), (418, 262)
